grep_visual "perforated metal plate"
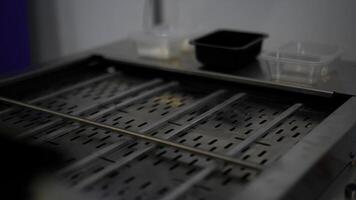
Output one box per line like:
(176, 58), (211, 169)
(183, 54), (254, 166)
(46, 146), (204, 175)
(0, 59), (333, 200)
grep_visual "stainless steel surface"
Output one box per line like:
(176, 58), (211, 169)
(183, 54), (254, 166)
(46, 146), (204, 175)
(57, 82), (182, 173)
(238, 97), (356, 200)
(0, 95), (262, 170)
(159, 103), (303, 200)
(73, 93), (247, 190)
(90, 40), (356, 96)
(15, 78), (163, 139)
(0, 56), (354, 200)
(2, 39), (356, 97)
(319, 164), (356, 200)
(226, 103), (303, 157)
(29, 80), (175, 144)
(0, 72), (117, 116)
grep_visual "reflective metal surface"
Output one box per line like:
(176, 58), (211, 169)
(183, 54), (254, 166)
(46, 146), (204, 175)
(1, 56), (351, 200)
(1, 39), (355, 200)
(90, 39), (356, 96)
(2, 39), (356, 96)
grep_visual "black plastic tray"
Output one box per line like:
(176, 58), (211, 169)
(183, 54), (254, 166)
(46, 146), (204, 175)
(191, 30), (267, 69)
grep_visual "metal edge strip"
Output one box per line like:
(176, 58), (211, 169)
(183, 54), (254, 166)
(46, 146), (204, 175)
(238, 97), (356, 200)
(72, 93), (245, 190)
(159, 103), (303, 200)
(0, 96), (262, 170)
(104, 56), (335, 97)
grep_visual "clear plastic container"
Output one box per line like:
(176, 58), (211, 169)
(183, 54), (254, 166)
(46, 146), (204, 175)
(133, 31), (182, 60)
(261, 42), (342, 84)
(133, 0), (183, 60)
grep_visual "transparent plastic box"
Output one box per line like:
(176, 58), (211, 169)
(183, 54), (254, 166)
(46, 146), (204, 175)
(133, 31), (182, 60)
(131, 0), (184, 60)
(261, 42), (342, 84)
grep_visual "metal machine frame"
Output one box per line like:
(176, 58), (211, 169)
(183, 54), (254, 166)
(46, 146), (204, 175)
(0, 56), (355, 200)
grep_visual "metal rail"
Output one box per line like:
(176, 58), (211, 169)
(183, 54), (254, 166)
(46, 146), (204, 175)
(227, 103), (303, 156)
(72, 93), (246, 190)
(89, 81), (178, 119)
(74, 145), (153, 190)
(0, 96), (262, 171)
(159, 103), (303, 200)
(30, 81), (178, 144)
(60, 90), (229, 175)
(161, 164), (218, 200)
(0, 72), (118, 116)
(15, 79), (164, 139)
(60, 91), (228, 173)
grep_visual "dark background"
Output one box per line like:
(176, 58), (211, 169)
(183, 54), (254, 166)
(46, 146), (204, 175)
(0, 0), (30, 75)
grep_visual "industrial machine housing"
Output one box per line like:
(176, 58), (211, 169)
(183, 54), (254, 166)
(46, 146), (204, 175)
(0, 55), (355, 200)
